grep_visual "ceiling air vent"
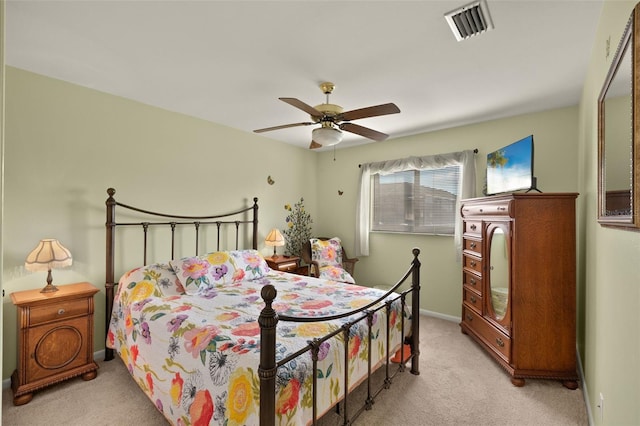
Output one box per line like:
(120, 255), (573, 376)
(445, 0), (494, 41)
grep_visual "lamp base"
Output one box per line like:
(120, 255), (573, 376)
(40, 269), (58, 293)
(40, 283), (59, 293)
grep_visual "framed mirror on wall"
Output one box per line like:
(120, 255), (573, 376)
(598, 3), (640, 230)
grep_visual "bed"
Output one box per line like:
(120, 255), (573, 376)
(104, 188), (421, 425)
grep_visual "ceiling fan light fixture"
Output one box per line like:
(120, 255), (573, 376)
(312, 126), (343, 146)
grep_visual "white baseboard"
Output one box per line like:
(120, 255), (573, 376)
(421, 308), (461, 323)
(577, 346), (593, 426)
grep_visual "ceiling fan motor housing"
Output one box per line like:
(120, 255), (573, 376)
(312, 103), (343, 121)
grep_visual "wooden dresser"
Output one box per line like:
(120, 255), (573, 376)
(11, 282), (99, 405)
(459, 193), (579, 389)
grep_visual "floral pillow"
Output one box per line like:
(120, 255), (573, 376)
(169, 250), (269, 294)
(311, 237), (344, 267)
(317, 264), (355, 284)
(118, 262), (186, 301)
(169, 253), (232, 294)
(310, 237), (355, 284)
(228, 249), (271, 280)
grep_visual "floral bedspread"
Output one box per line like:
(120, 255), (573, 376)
(107, 250), (409, 426)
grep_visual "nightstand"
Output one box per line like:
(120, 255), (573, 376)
(265, 255), (300, 273)
(11, 282), (99, 405)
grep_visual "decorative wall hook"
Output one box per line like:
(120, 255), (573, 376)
(267, 176), (275, 185)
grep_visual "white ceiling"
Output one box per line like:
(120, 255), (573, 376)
(6, 0), (604, 151)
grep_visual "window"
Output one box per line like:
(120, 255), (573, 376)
(355, 150), (476, 257)
(372, 166), (461, 235)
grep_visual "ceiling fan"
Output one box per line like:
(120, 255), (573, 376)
(253, 82), (401, 149)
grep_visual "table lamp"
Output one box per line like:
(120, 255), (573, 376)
(25, 239), (73, 293)
(264, 228), (285, 258)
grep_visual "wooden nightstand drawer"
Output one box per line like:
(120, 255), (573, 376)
(29, 299), (90, 326)
(266, 256), (301, 273)
(278, 260), (299, 272)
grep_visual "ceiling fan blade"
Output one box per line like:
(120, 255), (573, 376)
(279, 98), (323, 118)
(339, 122), (389, 141)
(309, 140), (323, 149)
(337, 103), (400, 122)
(254, 122), (314, 133)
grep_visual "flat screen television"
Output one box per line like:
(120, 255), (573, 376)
(486, 135), (536, 195)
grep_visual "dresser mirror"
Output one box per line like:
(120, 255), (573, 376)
(487, 225), (509, 321)
(598, 4), (640, 230)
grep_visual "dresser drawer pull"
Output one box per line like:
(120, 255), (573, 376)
(470, 242), (476, 249)
(498, 206), (506, 211)
(470, 224), (477, 230)
(466, 314), (473, 321)
(470, 278), (476, 285)
(470, 261), (476, 267)
(58, 309), (65, 315)
(495, 337), (505, 347)
(470, 296), (477, 303)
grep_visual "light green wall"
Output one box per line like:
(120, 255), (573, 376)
(314, 106), (579, 318)
(1, 67), (318, 379)
(579, 1), (640, 425)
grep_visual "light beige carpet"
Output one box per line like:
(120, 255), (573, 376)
(2, 315), (589, 425)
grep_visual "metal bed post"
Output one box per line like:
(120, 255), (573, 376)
(410, 247), (421, 376)
(258, 284), (278, 426)
(105, 188), (117, 361)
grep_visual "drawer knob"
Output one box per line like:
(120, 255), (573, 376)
(470, 242), (476, 249)
(470, 261), (476, 267)
(498, 207), (506, 211)
(470, 278), (476, 285)
(466, 314), (473, 321)
(58, 308), (65, 315)
(470, 296), (477, 303)
(496, 337), (505, 347)
(470, 224), (477, 230)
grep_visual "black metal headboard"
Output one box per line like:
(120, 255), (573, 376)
(104, 187), (259, 360)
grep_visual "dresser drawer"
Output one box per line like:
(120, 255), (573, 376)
(461, 200), (512, 217)
(29, 299), (90, 327)
(463, 220), (482, 237)
(462, 306), (511, 362)
(463, 254), (482, 275)
(463, 271), (482, 294)
(463, 288), (482, 313)
(463, 238), (482, 256)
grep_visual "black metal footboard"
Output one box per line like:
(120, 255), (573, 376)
(259, 248), (421, 426)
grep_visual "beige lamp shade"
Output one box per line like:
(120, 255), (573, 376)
(265, 228), (285, 257)
(25, 239), (73, 293)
